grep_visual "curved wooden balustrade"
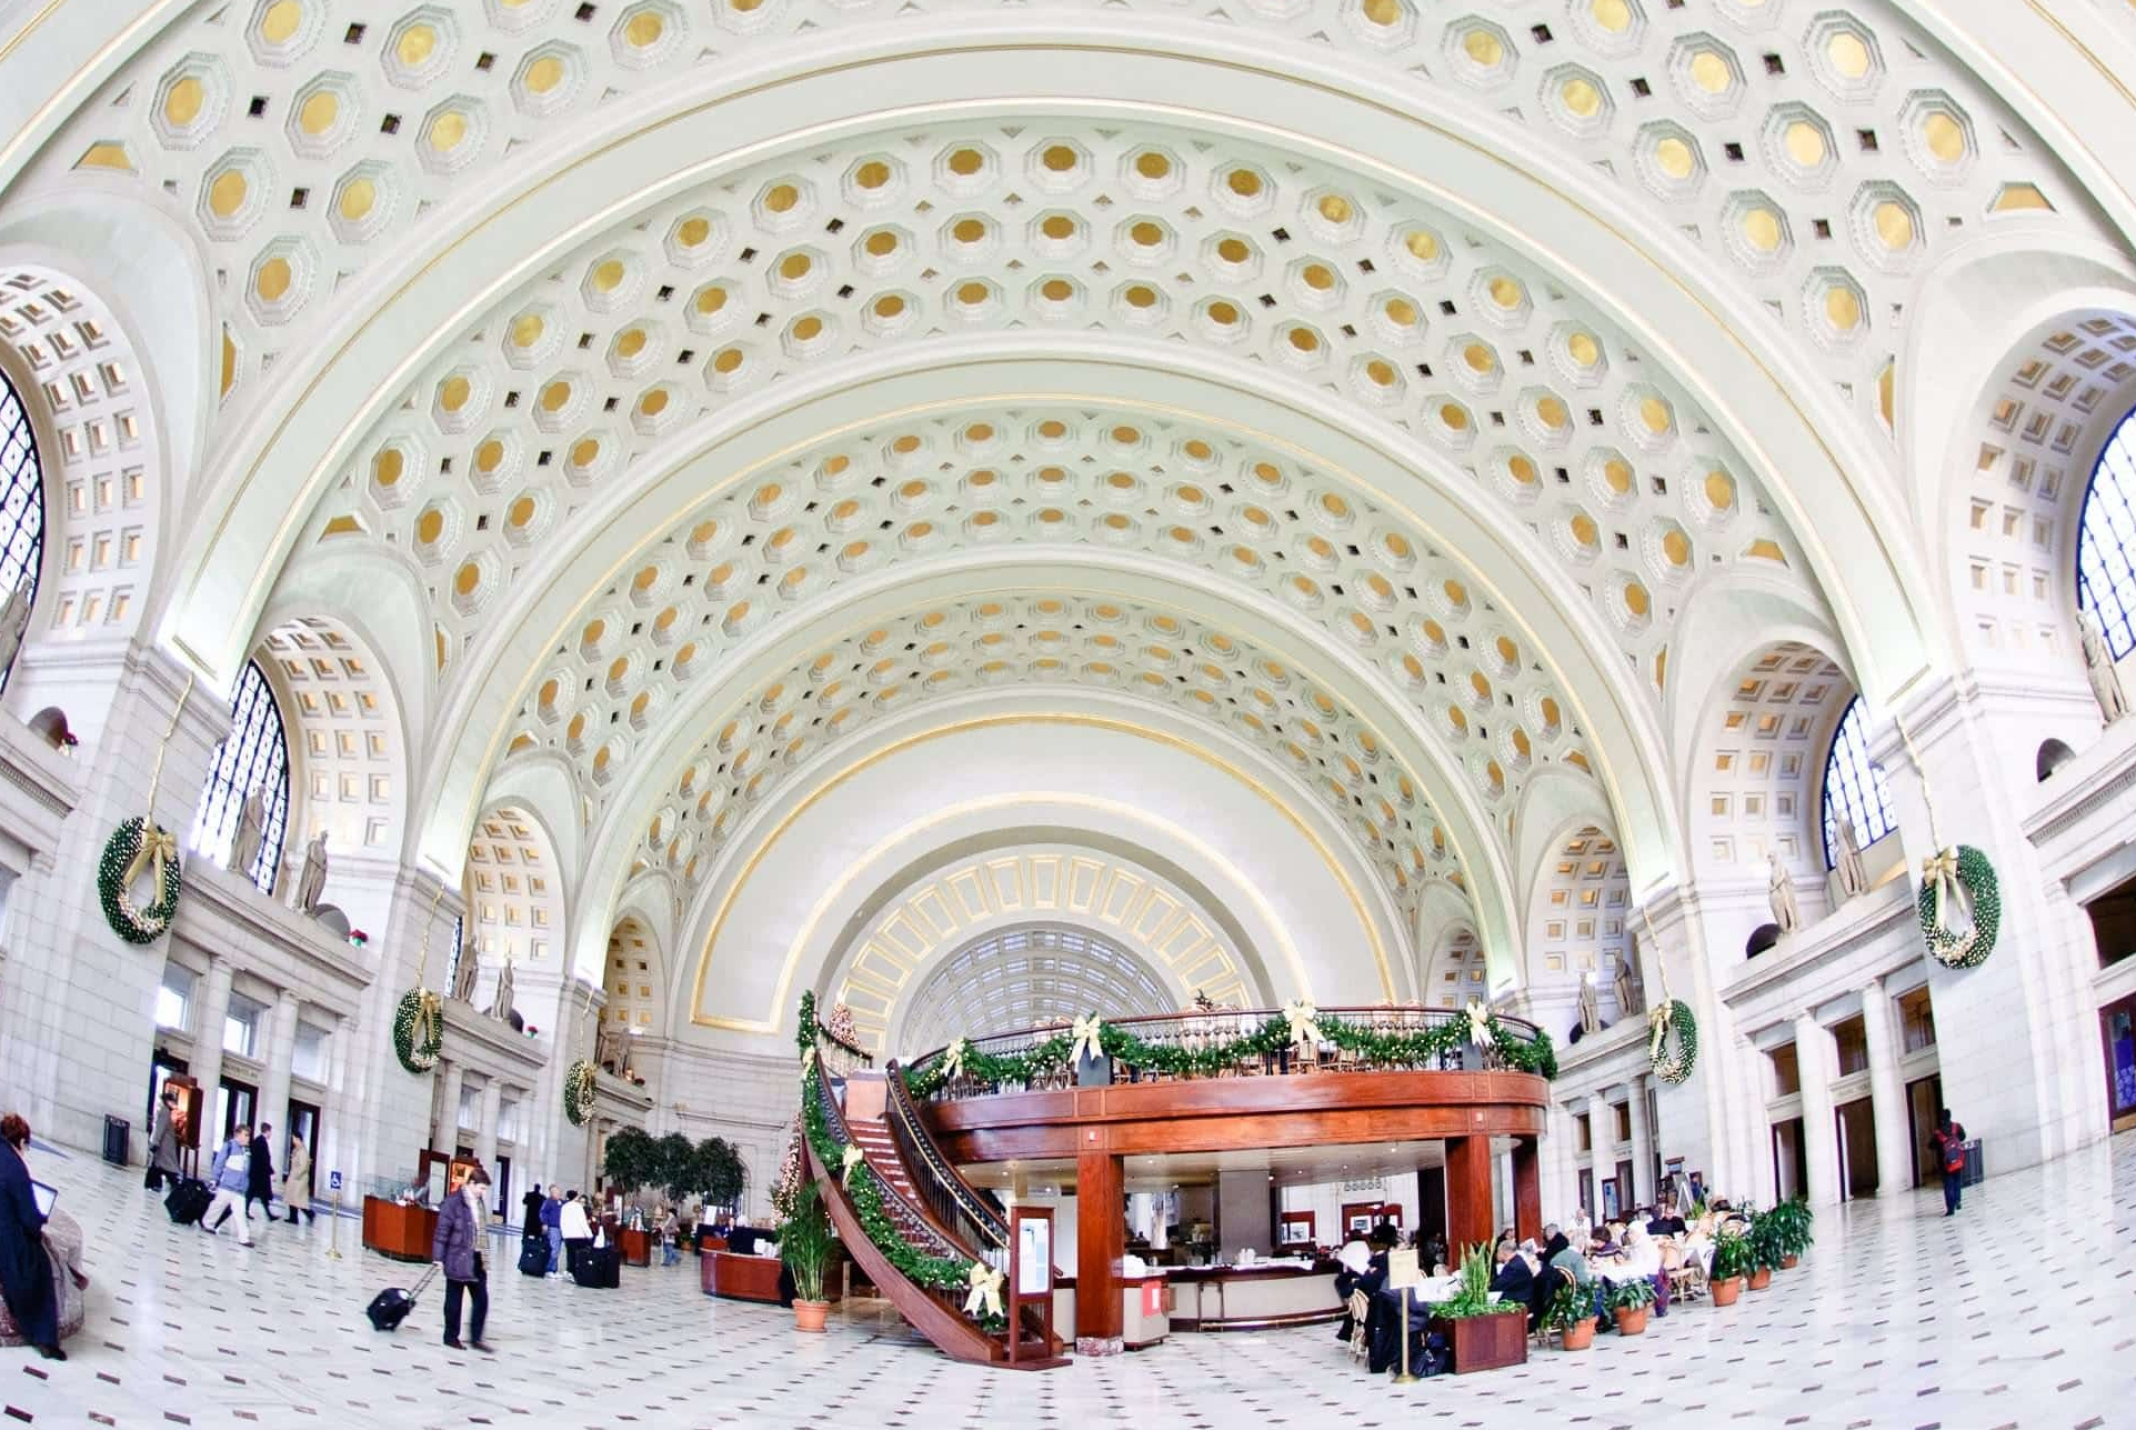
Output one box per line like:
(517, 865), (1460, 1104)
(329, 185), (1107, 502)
(885, 1060), (1009, 1251)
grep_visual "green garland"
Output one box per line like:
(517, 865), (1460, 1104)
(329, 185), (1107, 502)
(1917, 844), (2000, 970)
(98, 816), (183, 945)
(800, 1063), (1003, 1331)
(563, 1059), (598, 1126)
(391, 987), (443, 1074)
(1649, 998), (1697, 1085)
(903, 1010), (1556, 1098)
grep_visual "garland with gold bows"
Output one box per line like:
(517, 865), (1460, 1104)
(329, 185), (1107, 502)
(1283, 1000), (1323, 1049)
(563, 982), (598, 1124)
(98, 673), (196, 945)
(1893, 714), (2001, 970)
(963, 1261), (1004, 1319)
(391, 886), (447, 1075)
(1637, 906), (1697, 1084)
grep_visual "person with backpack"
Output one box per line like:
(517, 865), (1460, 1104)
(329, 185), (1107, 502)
(1930, 1108), (1967, 1215)
(203, 1126), (256, 1246)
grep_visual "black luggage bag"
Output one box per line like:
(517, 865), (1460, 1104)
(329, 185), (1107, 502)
(164, 1177), (211, 1226)
(571, 1243), (620, 1288)
(365, 1265), (440, 1332)
(519, 1233), (548, 1277)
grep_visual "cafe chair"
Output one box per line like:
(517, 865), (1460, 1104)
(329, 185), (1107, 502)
(1346, 1291), (1371, 1363)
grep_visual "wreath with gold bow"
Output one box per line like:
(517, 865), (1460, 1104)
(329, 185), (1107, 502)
(392, 987), (444, 1075)
(563, 1058), (598, 1126)
(1916, 844), (1999, 970)
(98, 816), (183, 945)
(1647, 998), (1697, 1085)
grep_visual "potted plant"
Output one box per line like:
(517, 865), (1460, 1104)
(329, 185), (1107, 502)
(780, 1181), (835, 1332)
(1767, 1198), (1814, 1269)
(1426, 1242), (1530, 1373)
(1544, 1282), (1596, 1350)
(1745, 1209), (1783, 1290)
(1708, 1227), (1752, 1306)
(1608, 1275), (1656, 1335)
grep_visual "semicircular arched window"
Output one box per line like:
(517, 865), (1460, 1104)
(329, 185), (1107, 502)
(2077, 401), (2136, 659)
(1819, 696), (1897, 870)
(188, 660), (293, 894)
(0, 369), (48, 693)
(897, 924), (1174, 1059)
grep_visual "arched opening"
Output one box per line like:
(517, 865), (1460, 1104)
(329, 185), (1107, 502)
(2037, 738), (2077, 781)
(600, 912), (665, 1077)
(896, 923), (1176, 1060)
(0, 366), (45, 696)
(186, 658), (292, 893)
(1420, 924), (1484, 1010)
(2077, 400), (2136, 660)
(1522, 822), (1632, 1040)
(462, 804), (567, 983)
(1817, 696), (1898, 871)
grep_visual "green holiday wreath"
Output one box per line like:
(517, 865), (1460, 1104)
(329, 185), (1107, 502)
(1917, 844), (2000, 970)
(98, 816), (183, 945)
(1648, 998), (1697, 1085)
(392, 987), (444, 1074)
(563, 1058), (598, 1126)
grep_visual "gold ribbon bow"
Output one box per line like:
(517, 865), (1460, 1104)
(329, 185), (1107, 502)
(840, 1144), (865, 1185)
(1069, 1013), (1106, 1066)
(800, 1045), (817, 1076)
(943, 1037), (969, 1080)
(1920, 847), (1974, 941)
(411, 989), (441, 1055)
(1282, 1000), (1323, 1049)
(122, 822), (179, 919)
(1465, 999), (1494, 1048)
(1647, 999), (1674, 1064)
(963, 1260), (1004, 1319)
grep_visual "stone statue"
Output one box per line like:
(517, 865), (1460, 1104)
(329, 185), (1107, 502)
(1767, 850), (1800, 935)
(1576, 972), (1601, 1036)
(2079, 608), (2130, 724)
(1835, 817), (1869, 900)
(595, 1017), (626, 1074)
(452, 948), (479, 1004)
(1613, 954), (1639, 1020)
(228, 786), (266, 877)
(296, 829), (330, 914)
(0, 585), (27, 680)
(489, 957), (515, 1022)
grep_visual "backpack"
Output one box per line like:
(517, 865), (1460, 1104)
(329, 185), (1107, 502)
(1938, 1125), (1965, 1174)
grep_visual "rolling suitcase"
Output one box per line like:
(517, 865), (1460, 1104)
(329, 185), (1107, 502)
(572, 1243), (620, 1288)
(519, 1233), (548, 1277)
(365, 1265), (439, 1332)
(164, 1177), (211, 1226)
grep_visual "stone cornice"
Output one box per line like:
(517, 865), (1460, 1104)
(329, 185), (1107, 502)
(2021, 716), (2136, 851)
(0, 715), (77, 823)
(1719, 882), (1917, 1019)
(178, 862), (371, 994)
(441, 998), (549, 1078)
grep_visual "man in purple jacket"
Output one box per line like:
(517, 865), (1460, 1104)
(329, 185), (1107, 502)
(431, 1165), (493, 1351)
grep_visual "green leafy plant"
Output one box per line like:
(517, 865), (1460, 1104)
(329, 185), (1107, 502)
(1543, 1282), (1592, 1331)
(651, 1131), (697, 1201)
(1607, 1276), (1657, 1311)
(1762, 1198), (1815, 1259)
(1708, 1227), (1754, 1281)
(1432, 1242), (1524, 1320)
(602, 1125), (656, 1195)
(779, 1180), (835, 1304)
(695, 1137), (745, 1210)
(1745, 1206), (1787, 1270)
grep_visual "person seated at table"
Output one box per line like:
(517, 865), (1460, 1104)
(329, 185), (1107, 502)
(1332, 1237), (1372, 1341)
(1588, 1221), (1620, 1258)
(1609, 1222), (1671, 1317)
(1488, 1236), (1536, 1324)
(1647, 1199), (1687, 1237)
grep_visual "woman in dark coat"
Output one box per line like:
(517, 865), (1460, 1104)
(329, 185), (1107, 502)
(0, 1114), (62, 1361)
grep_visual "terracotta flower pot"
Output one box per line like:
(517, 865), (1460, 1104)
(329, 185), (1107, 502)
(1748, 1266), (1773, 1291)
(1613, 1306), (1648, 1337)
(1710, 1275), (1744, 1306)
(1780, 1254), (1800, 1270)
(1561, 1317), (1597, 1350)
(793, 1298), (830, 1333)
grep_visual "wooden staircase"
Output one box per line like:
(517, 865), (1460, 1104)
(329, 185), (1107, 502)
(809, 1069), (1065, 1369)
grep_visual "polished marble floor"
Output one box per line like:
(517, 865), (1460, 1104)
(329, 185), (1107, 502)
(4, 1131), (2132, 1429)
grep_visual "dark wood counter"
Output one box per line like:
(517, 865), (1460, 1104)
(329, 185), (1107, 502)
(702, 1249), (786, 1303)
(619, 1228), (652, 1267)
(1165, 1262), (1344, 1331)
(361, 1197), (437, 1263)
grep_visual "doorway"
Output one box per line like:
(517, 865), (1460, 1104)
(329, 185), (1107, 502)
(216, 1076), (257, 1142)
(1835, 1097), (1879, 1199)
(1577, 1167), (1595, 1224)
(287, 1098), (321, 1183)
(2101, 994), (2136, 1133)
(1770, 1116), (1807, 1201)
(1905, 1074), (1946, 1182)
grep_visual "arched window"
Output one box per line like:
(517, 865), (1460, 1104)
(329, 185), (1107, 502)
(2077, 402), (2136, 658)
(0, 370), (47, 693)
(1819, 696), (1897, 870)
(189, 660), (292, 894)
(898, 924), (1174, 1057)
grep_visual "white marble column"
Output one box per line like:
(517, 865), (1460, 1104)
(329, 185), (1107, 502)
(435, 1061), (466, 1157)
(474, 1077), (502, 1177)
(1626, 1073), (1654, 1208)
(1858, 978), (1913, 1195)
(1795, 1013), (1840, 1206)
(189, 960), (235, 1137)
(257, 989), (299, 1167)
(1587, 1091), (1615, 1218)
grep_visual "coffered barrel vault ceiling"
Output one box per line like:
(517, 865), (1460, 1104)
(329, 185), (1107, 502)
(7, 0), (2118, 1030)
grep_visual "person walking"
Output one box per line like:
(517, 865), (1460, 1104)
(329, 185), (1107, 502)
(245, 1123), (275, 1224)
(203, 1126), (256, 1246)
(0, 1115), (63, 1361)
(558, 1190), (592, 1279)
(659, 1207), (680, 1267)
(520, 1181), (545, 1241)
(1930, 1108), (1968, 1216)
(540, 1186), (563, 1278)
(431, 1165), (493, 1352)
(282, 1133), (313, 1226)
(144, 1089), (181, 1193)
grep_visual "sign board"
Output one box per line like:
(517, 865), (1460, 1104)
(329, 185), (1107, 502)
(329, 1171), (342, 1192)
(1387, 1247), (1422, 1289)
(1006, 1205), (1057, 1366)
(1141, 1280), (1164, 1316)
(1017, 1216), (1052, 1297)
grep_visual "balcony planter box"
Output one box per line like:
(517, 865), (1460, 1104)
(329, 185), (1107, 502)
(1432, 1309), (1529, 1374)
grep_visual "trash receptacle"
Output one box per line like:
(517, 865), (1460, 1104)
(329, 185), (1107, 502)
(1961, 1138), (1984, 1187)
(102, 1114), (129, 1166)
